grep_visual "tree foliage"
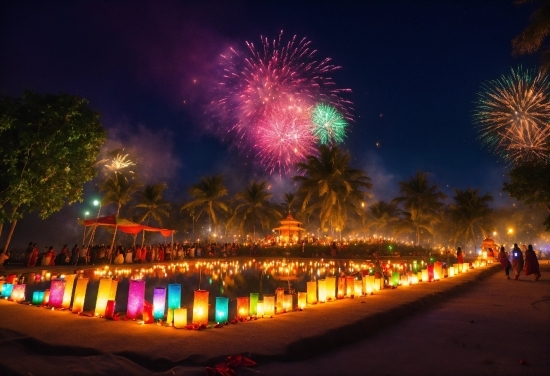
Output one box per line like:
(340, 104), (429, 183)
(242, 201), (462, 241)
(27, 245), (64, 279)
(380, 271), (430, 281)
(512, 0), (550, 73)
(0, 91), (106, 250)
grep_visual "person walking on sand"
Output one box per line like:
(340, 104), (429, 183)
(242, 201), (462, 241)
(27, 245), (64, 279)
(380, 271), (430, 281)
(497, 246), (512, 279)
(511, 243), (524, 280)
(524, 244), (541, 281)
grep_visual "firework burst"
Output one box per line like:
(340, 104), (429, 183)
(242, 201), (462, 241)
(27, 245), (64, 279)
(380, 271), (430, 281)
(217, 31), (352, 171)
(311, 103), (348, 144)
(475, 66), (550, 164)
(254, 103), (318, 175)
(105, 153), (136, 175)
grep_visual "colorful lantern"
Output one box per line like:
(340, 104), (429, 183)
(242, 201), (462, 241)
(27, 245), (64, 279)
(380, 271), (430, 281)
(354, 280), (362, 296)
(462, 263), (469, 273)
(10, 284), (26, 302)
(105, 300), (116, 319)
(283, 294), (293, 311)
(307, 281), (317, 304)
(174, 308), (187, 328)
(237, 296), (250, 318)
(249, 293), (259, 316)
(317, 279), (327, 303)
(263, 295), (275, 317)
(71, 278), (89, 313)
(448, 266), (455, 277)
(427, 265), (434, 282)
(390, 272), (399, 287)
(167, 284), (181, 310)
(275, 287), (284, 313)
(256, 300), (264, 317)
(345, 276), (355, 297)
(215, 297), (229, 323)
(326, 276), (336, 300)
(0, 282), (4, 296)
(337, 276), (346, 298)
(166, 308), (174, 325)
(374, 278), (381, 291)
(142, 301), (155, 324)
(434, 262), (443, 281)
(95, 278), (113, 317)
(400, 274), (409, 286)
(49, 280), (66, 308)
(421, 269), (428, 282)
(32, 290), (45, 305)
(43, 289), (50, 305)
(153, 287), (166, 320)
(453, 263), (460, 273)
(365, 275), (375, 294)
(298, 292), (307, 309)
(411, 274), (419, 284)
(6, 274), (17, 284)
(127, 279), (145, 319)
(1, 283), (13, 298)
(62, 274), (76, 309)
(192, 289), (209, 325)
(108, 279), (118, 301)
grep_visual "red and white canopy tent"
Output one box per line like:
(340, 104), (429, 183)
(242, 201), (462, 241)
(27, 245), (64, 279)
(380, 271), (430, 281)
(84, 215), (175, 247)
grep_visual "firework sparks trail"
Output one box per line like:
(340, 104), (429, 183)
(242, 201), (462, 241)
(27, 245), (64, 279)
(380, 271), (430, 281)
(105, 153), (136, 174)
(475, 66), (550, 164)
(254, 103), (319, 175)
(217, 31), (352, 171)
(311, 103), (348, 144)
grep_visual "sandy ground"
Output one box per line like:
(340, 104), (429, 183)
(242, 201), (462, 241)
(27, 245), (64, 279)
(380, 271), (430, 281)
(0, 262), (548, 375)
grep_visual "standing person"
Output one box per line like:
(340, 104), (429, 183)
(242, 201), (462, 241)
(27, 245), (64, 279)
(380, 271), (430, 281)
(456, 247), (464, 264)
(524, 244), (541, 281)
(497, 246), (512, 279)
(511, 243), (524, 280)
(70, 244), (79, 265)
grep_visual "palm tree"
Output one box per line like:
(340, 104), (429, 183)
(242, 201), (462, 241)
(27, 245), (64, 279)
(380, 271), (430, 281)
(393, 171), (446, 245)
(294, 145), (372, 237)
(181, 175), (229, 239)
(135, 183), (171, 245)
(99, 173), (141, 250)
(366, 200), (400, 237)
(230, 181), (282, 241)
(282, 192), (296, 215)
(448, 188), (494, 252)
(512, 0), (550, 73)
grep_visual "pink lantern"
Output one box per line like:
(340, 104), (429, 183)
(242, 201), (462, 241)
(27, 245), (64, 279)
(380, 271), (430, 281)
(126, 280), (145, 319)
(49, 280), (66, 308)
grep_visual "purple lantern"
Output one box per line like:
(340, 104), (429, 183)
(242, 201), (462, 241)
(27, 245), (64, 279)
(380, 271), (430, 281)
(126, 279), (145, 319)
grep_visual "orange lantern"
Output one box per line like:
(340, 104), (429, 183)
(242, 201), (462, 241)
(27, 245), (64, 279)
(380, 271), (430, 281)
(298, 292), (307, 309)
(237, 296), (250, 318)
(62, 274), (76, 309)
(193, 290), (209, 326)
(283, 294), (293, 311)
(345, 276), (355, 298)
(337, 277), (346, 298)
(263, 295), (275, 317)
(71, 277), (89, 313)
(275, 287), (285, 313)
(354, 280), (363, 296)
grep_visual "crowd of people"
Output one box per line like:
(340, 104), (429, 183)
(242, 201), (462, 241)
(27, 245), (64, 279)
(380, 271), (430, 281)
(12, 242), (246, 267)
(494, 243), (542, 281)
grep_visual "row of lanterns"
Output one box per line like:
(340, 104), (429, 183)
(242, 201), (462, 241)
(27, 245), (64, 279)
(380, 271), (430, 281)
(0, 260), (485, 328)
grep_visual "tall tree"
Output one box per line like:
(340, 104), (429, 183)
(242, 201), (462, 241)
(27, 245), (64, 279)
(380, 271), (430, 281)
(135, 183), (171, 244)
(0, 91), (106, 251)
(512, 0), (550, 73)
(181, 175), (229, 237)
(230, 181), (282, 241)
(366, 200), (400, 237)
(448, 188), (494, 251)
(100, 173), (141, 217)
(282, 192), (296, 215)
(393, 171), (446, 244)
(294, 145), (372, 235)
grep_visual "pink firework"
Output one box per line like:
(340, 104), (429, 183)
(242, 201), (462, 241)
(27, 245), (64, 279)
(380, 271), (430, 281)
(218, 31), (352, 150)
(254, 103), (319, 175)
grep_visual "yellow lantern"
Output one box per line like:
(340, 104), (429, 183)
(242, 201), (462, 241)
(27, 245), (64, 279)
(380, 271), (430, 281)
(448, 266), (455, 277)
(298, 292), (307, 309)
(453, 263), (460, 273)
(462, 263), (469, 273)
(263, 295), (275, 317)
(411, 274), (419, 284)
(345, 276), (355, 297)
(326, 276), (336, 301)
(434, 262), (443, 281)
(317, 279), (326, 303)
(400, 274), (409, 286)
(354, 280), (363, 296)
(363, 275), (374, 295)
(307, 281), (317, 304)
(166, 308), (174, 325)
(256, 300), (264, 317)
(108, 279), (118, 301)
(95, 278), (113, 317)
(374, 278), (381, 291)
(193, 290), (209, 326)
(421, 269), (428, 282)
(283, 294), (293, 311)
(71, 278), (89, 313)
(174, 308), (188, 328)
(275, 287), (285, 313)
(62, 274), (76, 309)
(337, 277), (346, 298)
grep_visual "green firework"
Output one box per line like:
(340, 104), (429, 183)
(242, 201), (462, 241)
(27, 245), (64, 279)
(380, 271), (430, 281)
(311, 103), (348, 144)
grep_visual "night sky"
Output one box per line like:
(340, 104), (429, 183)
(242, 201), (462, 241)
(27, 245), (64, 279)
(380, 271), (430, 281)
(0, 1), (539, 250)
